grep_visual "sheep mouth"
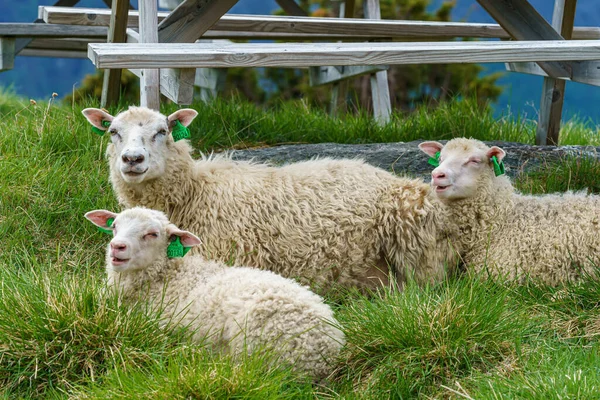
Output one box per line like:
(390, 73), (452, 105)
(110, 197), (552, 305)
(435, 185), (451, 192)
(111, 256), (130, 266)
(124, 169), (148, 176)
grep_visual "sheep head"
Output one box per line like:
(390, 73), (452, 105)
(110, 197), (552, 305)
(82, 106), (198, 184)
(418, 138), (506, 202)
(85, 207), (201, 272)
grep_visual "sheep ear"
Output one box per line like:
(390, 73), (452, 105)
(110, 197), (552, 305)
(168, 109), (198, 128)
(166, 224), (202, 247)
(85, 210), (118, 228)
(486, 146), (506, 163)
(418, 141), (444, 157)
(82, 108), (114, 131)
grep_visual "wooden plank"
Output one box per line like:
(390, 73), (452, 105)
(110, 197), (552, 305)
(157, 0), (239, 43)
(475, 0), (571, 78)
(139, 0), (160, 110)
(0, 23), (107, 38)
(536, 0), (577, 145)
(102, 0), (130, 108)
(0, 38), (15, 71)
(88, 40), (600, 69)
(275, 0), (307, 16)
(364, 0), (390, 124)
(19, 48), (86, 58)
(42, 7), (600, 40)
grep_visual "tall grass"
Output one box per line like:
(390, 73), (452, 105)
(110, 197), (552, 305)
(2, 94), (600, 398)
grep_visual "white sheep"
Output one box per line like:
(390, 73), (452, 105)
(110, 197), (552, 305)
(84, 206), (345, 379)
(418, 137), (600, 286)
(82, 106), (459, 292)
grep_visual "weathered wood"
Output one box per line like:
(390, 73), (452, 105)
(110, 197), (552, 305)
(88, 40), (600, 69)
(536, 0), (577, 146)
(0, 38), (15, 71)
(475, 0), (571, 79)
(506, 60), (600, 87)
(102, 0), (130, 108)
(364, 0), (390, 124)
(275, 0), (307, 16)
(310, 64), (388, 86)
(41, 7), (600, 40)
(19, 48), (86, 58)
(0, 23), (107, 38)
(139, 0), (160, 110)
(127, 28), (195, 104)
(157, 0), (239, 43)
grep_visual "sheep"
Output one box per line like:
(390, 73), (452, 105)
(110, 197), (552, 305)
(81, 106), (459, 292)
(84, 206), (345, 379)
(418, 137), (600, 286)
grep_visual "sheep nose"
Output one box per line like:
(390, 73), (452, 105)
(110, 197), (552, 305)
(110, 241), (127, 252)
(432, 170), (446, 179)
(122, 152), (145, 165)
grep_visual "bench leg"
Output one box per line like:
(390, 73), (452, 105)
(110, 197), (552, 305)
(0, 38), (15, 71)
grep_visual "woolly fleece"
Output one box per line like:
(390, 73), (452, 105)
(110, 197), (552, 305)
(88, 207), (345, 379)
(84, 106), (459, 291)
(421, 137), (600, 285)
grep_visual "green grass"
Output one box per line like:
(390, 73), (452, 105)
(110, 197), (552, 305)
(2, 94), (600, 398)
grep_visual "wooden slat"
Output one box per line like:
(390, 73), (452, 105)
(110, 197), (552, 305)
(364, 0), (391, 124)
(536, 0), (577, 145)
(475, 0), (571, 78)
(139, 0), (160, 110)
(88, 40), (600, 69)
(102, 0), (130, 108)
(0, 23), (107, 38)
(41, 7), (600, 40)
(157, 0), (239, 43)
(19, 49), (86, 58)
(0, 38), (15, 71)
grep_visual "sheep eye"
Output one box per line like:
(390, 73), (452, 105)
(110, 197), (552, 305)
(152, 130), (166, 141)
(109, 130), (121, 140)
(144, 232), (159, 239)
(467, 158), (481, 165)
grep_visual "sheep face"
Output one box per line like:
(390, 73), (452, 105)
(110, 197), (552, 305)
(418, 138), (506, 202)
(85, 207), (201, 272)
(82, 107), (198, 184)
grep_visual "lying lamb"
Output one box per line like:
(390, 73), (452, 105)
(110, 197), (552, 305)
(85, 207), (345, 379)
(419, 137), (600, 285)
(82, 106), (459, 291)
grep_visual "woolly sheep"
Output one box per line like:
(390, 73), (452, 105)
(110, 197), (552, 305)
(418, 137), (600, 285)
(82, 106), (459, 291)
(85, 207), (345, 379)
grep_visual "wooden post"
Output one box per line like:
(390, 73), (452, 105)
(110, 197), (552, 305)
(0, 38), (15, 71)
(536, 0), (577, 145)
(139, 0), (160, 110)
(364, 0), (391, 124)
(330, 1), (350, 117)
(101, 0), (130, 107)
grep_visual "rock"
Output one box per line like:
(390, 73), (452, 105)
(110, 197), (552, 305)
(229, 141), (600, 179)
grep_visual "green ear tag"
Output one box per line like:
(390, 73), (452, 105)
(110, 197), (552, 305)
(98, 217), (114, 234)
(92, 120), (111, 136)
(491, 156), (505, 177)
(171, 120), (190, 142)
(428, 151), (441, 168)
(167, 237), (191, 258)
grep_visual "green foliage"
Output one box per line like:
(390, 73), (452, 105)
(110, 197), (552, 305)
(2, 93), (600, 398)
(63, 70), (140, 105)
